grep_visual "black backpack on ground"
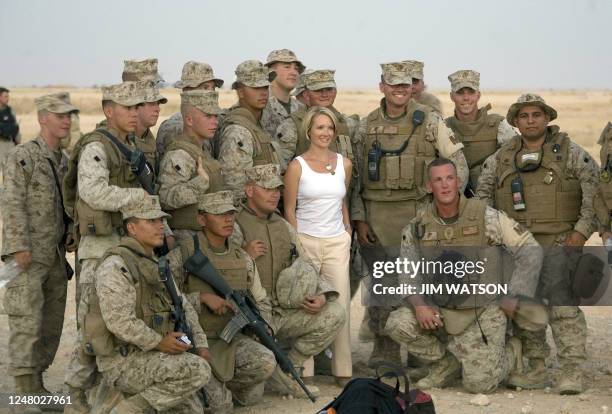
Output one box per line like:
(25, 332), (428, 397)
(317, 364), (436, 414)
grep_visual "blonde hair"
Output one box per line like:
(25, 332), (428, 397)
(300, 106), (338, 142)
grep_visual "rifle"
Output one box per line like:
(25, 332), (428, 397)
(183, 242), (316, 402)
(96, 129), (156, 194)
(158, 256), (195, 351)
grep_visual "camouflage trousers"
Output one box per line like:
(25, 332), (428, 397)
(0, 139), (16, 180)
(385, 304), (510, 393)
(272, 301), (346, 366)
(101, 350), (211, 412)
(3, 254), (67, 376)
(203, 336), (276, 413)
(65, 259), (99, 389)
(514, 305), (587, 368)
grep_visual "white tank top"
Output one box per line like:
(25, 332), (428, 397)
(296, 154), (347, 238)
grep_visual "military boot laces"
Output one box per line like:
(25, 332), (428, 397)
(367, 336), (402, 369)
(415, 352), (461, 390)
(109, 394), (152, 414)
(558, 366), (584, 395)
(266, 366), (320, 399)
(13, 375), (42, 414)
(507, 358), (551, 390)
(63, 385), (91, 414)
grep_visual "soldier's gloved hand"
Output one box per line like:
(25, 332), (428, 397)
(244, 239), (267, 259)
(200, 292), (235, 315)
(301, 294), (326, 314)
(196, 347), (212, 362)
(157, 332), (193, 354)
(414, 305), (443, 331)
(13, 251), (32, 271)
(356, 221), (377, 247)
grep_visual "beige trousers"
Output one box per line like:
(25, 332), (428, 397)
(298, 231), (352, 377)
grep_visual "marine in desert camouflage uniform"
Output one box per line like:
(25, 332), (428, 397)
(402, 60), (443, 115)
(353, 61), (469, 367)
(445, 69), (516, 195)
(476, 93), (599, 394)
(2, 93), (78, 412)
(232, 164), (346, 395)
(168, 190), (276, 412)
(261, 49), (306, 138)
(156, 61), (224, 157)
(86, 195), (212, 414)
(217, 60), (281, 199)
(594, 122), (612, 243)
(158, 90), (224, 240)
(63, 81), (149, 413)
(384, 158), (542, 393)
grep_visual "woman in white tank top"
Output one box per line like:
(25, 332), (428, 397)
(284, 106), (353, 384)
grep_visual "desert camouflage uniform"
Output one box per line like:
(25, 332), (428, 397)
(157, 61), (223, 158)
(476, 94), (599, 392)
(594, 122), (612, 232)
(94, 246), (210, 413)
(261, 94), (304, 138)
(352, 62), (468, 364)
(385, 198), (542, 393)
(169, 234), (276, 412)
(2, 134), (71, 378)
(218, 60), (281, 198)
(64, 83), (149, 401)
(261, 49), (306, 138)
(415, 92), (442, 115)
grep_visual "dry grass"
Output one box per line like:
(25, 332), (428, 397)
(10, 87), (612, 159)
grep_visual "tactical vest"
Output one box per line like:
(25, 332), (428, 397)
(415, 198), (501, 309)
(64, 129), (141, 237)
(0, 105), (19, 141)
(224, 107), (280, 166)
(165, 135), (225, 231)
(446, 104), (503, 185)
(181, 233), (249, 339)
(135, 129), (158, 174)
(362, 100), (435, 202)
(598, 127), (612, 225)
(83, 237), (174, 356)
(294, 107), (356, 163)
(235, 205), (292, 297)
(494, 127), (581, 239)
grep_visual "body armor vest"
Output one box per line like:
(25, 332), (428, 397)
(181, 233), (249, 339)
(598, 130), (612, 227)
(83, 237), (174, 356)
(165, 135), (225, 231)
(362, 100), (435, 202)
(235, 205), (292, 297)
(446, 104), (503, 186)
(416, 198), (501, 308)
(225, 107), (280, 166)
(494, 127), (581, 239)
(294, 107), (355, 162)
(135, 129), (158, 174)
(65, 129), (141, 236)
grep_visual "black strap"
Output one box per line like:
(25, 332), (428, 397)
(376, 362), (410, 402)
(96, 129), (134, 162)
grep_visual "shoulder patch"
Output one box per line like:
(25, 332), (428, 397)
(174, 165), (181, 171)
(94, 155), (101, 162)
(238, 141), (244, 147)
(120, 266), (129, 274)
(19, 159), (26, 167)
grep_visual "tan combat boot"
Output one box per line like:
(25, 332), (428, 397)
(505, 337), (524, 376)
(13, 375), (42, 414)
(109, 394), (152, 414)
(558, 365), (584, 395)
(367, 336), (402, 369)
(507, 358), (550, 389)
(266, 366), (320, 399)
(415, 352), (461, 389)
(63, 385), (91, 414)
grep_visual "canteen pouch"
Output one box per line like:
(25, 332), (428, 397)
(83, 295), (115, 357)
(76, 198), (114, 236)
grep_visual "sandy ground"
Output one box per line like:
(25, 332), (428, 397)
(0, 89), (612, 413)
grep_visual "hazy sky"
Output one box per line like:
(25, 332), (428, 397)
(2, 0), (611, 90)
